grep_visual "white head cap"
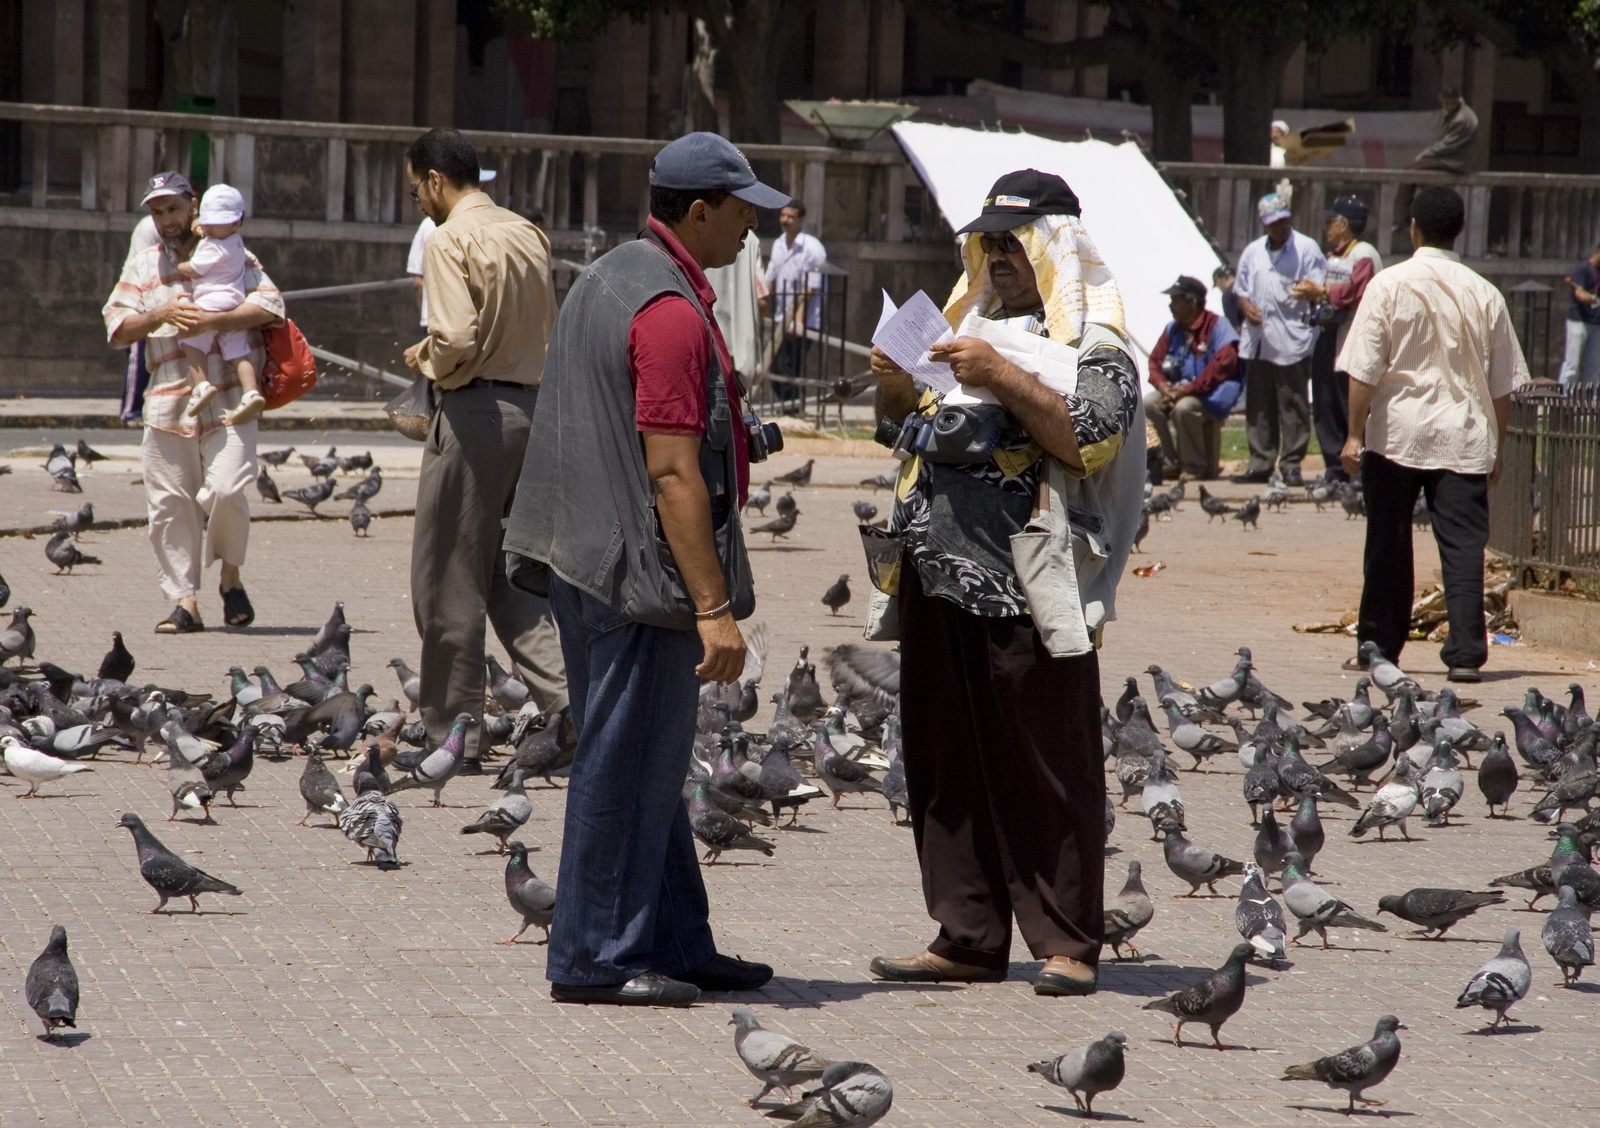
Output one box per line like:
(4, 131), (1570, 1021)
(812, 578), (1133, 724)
(199, 183), (245, 225)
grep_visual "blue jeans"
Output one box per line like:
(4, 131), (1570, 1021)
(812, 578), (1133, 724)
(1560, 319), (1600, 390)
(544, 573), (716, 985)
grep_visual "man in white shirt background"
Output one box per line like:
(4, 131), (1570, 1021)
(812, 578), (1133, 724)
(1232, 192), (1326, 487)
(407, 168), (497, 328)
(762, 202), (826, 412)
(1337, 186), (1529, 682)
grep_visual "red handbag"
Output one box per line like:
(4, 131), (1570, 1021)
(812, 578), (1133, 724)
(260, 319), (317, 409)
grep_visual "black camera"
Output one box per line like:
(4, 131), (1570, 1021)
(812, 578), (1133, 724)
(876, 411), (928, 462)
(1160, 352), (1183, 380)
(917, 404), (1005, 465)
(744, 411), (784, 463)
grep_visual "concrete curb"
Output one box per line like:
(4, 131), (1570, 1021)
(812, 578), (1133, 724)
(0, 412), (398, 432)
(0, 507), (418, 540)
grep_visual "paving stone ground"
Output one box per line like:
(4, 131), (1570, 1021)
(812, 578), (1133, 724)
(0, 449), (1597, 1128)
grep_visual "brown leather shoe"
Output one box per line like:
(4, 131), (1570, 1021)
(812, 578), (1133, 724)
(869, 949), (1005, 983)
(1033, 955), (1098, 997)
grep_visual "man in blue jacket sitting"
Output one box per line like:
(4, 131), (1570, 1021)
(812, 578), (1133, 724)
(1142, 274), (1240, 480)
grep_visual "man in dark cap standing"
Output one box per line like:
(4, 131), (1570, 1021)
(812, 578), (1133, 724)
(1144, 274), (1240, 480)
(1292, 195), (1382, 483)
(504, 132), (788, 1007)
(866, 169), (1144, 998)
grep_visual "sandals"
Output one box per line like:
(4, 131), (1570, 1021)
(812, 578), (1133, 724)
(184, 381), (220, 419)
(221, 586), (255, 628)
(224, 390), (266, 426)
(155, 606), (205, 634)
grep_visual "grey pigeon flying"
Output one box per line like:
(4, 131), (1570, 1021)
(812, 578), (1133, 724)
(389, 712), (472, 806)
(1478, 732), (1519, 816)
(1281, 851), (1386, 948)
(460, 768), (532, 852)
(311, 601), (346, 656)
(764, 1060), (891, 1128)
(1542, 885), (1595, 987)
(25, 925), (79, 1039)
(1027, 1031), (1128, 1117)
(731, 1006), (832, 1106)
(1455, 927), (1531, 1030)
(1104, 860), (1154, 959)
(1290, 795), (1325, 873)
(298, 750), (348, 826)
(1142, 942), (1253, 1049)
(98, 632), (135, 683)
(1160, 819), (1245, 896)
(45, 529), (100, 573)
(499, 840), (557, 944)
(117, 812), (242, 913)
(820, 574), (851, 616)
(339, 765), (403, 869)
(1280, 1015), (1404, 1115)
(1376, 888), (1504, 939)
(1236, 863), (1288, 965)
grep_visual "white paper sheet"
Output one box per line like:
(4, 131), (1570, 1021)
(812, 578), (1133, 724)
(870, 290), (957, 393)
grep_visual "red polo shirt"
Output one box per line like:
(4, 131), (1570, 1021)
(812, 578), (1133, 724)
(628, 216), (749, 503)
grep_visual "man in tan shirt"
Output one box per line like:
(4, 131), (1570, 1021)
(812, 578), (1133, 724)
(1336, 186), (1529, 683)
(403, 128), (566, 769)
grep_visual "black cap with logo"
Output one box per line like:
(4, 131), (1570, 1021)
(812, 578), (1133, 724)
(956, 169), (1081, 234)
(1322, 195), (1370, 224)
(1162, 275), (1207, 302)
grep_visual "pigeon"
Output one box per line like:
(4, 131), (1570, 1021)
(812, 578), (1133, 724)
(348, 499), (372, 537)
(1455, 927), (1531, 1030)
(1132, 507), (1150, 552)
(1195, 648), (1251, 711)
(687, 782), (775, 862)
(731, 1007), (833, 1106)
(297, 750), (348, 826)
(1104, 860), (1154, 959)
(1159, 699), (1234, 771)
(1350, 757), (1421, 841)
(1235, 863), (1287, 965)
(337, 451), (373, 473)
(1279, 1015), (1404, 1115)
(256, 466), (281, 503)
(1114, 697), (1164, 759)
(1305, 677), (1378, 729)
(259, 446), (295, 465)
(1289, 795), (1325, 873)
(1232, 495), (1261, 529)
(764, 1060), (891, 1128)
(744, 482), (772, 516)
(1027, 1031), (1128, 1117)
(776, 491), (797, 516)
(1242, 747), (1282, 824)
(1338, 483), (1366, 518)
(24, 925), (79, 1040)
(98, 632), (135, 683)
(1548, 823), (1600, 908)
(116, 812), (242, 912)
(1319, 715), (1393, 789)
(340, 765), (404, 869)
(1420, 743), (1465, 826)
(1159, 819), (1245, 896)
(460, 769), (532, 852)
(1532, 739), (1599, 824)
(1198, 484), (1232, 521)
(1274, 735), (1358, 809)
(337, 467), (383, 502)
(1360, 642), (1420, 703)
(498, 840), (557, 944)
(1282, 851), (1387, 948)
(860, 473), (894, 491)
(387, 657), (421, 709)
(282, 478), (336, 514)
(389, 713), (473, 806)
(3, 737), (93, 797)
(1253, 805), (1292, 877)
(785, 648), (826, 724)
(1478, 732), (1519, 816)
(1147, 665), (1224, 724)
(44, 444), (81, 492)
(1376, 888), (1505, 939)
(286, 684), (374, 755)
(44, 530), (99, 574)
(199, 726), (257, 805)
(1141, 942), (1253, 1049)
(0, 569), (8, 609)
(311, 624), (353, 678)
(165, 740), (212, 821)
(773, 459), (814, 486)
(75, 439), (107, 463)
(820, 574), (851, 616)
(814, 734), (883, 809)
(305, 449), (338, 478)
(486, 653), (531, 713)
(1542, 885), (1595, 987)
(879, 724), (908, 825)
(851, 500), (878, 523)
(50, 501), (95, 533)
(752, 508), (799, 541)
(1141, 748), (1184, 836)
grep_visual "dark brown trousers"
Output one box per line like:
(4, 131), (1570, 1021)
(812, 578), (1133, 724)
(898, 563), (1106, 970)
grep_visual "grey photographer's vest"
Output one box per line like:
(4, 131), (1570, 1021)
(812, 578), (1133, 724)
(502, 236), (753, 629)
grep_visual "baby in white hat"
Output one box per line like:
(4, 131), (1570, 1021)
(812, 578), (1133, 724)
(175, 183), (266, 425)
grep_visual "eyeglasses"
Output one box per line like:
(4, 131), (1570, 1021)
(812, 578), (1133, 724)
(408, 186), (420, 203)
(978, 232), (1024, 255)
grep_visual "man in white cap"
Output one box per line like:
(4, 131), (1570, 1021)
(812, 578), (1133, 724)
(1231, 192), (1325, 486)
(101, 172), (282, 633)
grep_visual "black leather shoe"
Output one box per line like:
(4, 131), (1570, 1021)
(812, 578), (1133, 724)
(1230, 470), (1272, 484)
(675, 952), (774, 991)
(550, 972), (700, 1007)
(457, 758), (484, 776)
(1447, 666), (1482, 683)
(1282, 467), (1305, 488)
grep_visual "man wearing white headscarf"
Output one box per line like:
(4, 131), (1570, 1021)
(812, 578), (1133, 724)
(865, 169), (1143, 998)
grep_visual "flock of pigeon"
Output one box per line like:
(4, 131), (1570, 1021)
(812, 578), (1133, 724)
(1135, 469), (1383, 552)
(254, 446), (384, 536)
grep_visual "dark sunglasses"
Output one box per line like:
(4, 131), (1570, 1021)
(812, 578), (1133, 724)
(978, 232), (1024, 255)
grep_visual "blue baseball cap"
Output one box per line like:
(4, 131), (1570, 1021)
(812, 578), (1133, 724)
(650, 132), (790, 209)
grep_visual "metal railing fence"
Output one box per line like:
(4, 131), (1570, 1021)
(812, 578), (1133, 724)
(1490, 385), (1600, 583)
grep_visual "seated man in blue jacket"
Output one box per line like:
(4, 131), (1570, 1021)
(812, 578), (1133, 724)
(1142, 274), (1240, 480)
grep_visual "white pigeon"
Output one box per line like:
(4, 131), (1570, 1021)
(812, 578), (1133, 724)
(765, 1061), (892, 1128)
(3, 737), (93, 797)
(1455, 927), (1531, 1030)
(1350, 758), (1421, 842)
(729, 1007), (831, 1106)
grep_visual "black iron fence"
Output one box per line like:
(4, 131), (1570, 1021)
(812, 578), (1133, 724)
(749, 261), (864, 425)
(1490, 385), (1600, 583)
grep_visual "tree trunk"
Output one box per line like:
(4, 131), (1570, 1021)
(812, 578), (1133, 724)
(154, 0), (239, 114)
(701, 0), (815, 143)
(685, 18), (720, 134)
(1144, 64), (1199, 162)
(1540, 41), (1600, 173)
(1216, 38), (1298, 165)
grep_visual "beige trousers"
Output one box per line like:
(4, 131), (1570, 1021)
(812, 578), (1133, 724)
(141, 422), (257, 601)
(1143, 390), (1221, 477)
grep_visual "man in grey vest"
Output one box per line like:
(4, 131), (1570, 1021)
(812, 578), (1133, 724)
(504, 133), (787, 1007)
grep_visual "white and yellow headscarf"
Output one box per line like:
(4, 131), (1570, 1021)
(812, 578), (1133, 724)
(943, 213), (1125, 346)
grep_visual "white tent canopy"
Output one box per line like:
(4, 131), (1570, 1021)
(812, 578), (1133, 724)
(891, 121), (1226, 380)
